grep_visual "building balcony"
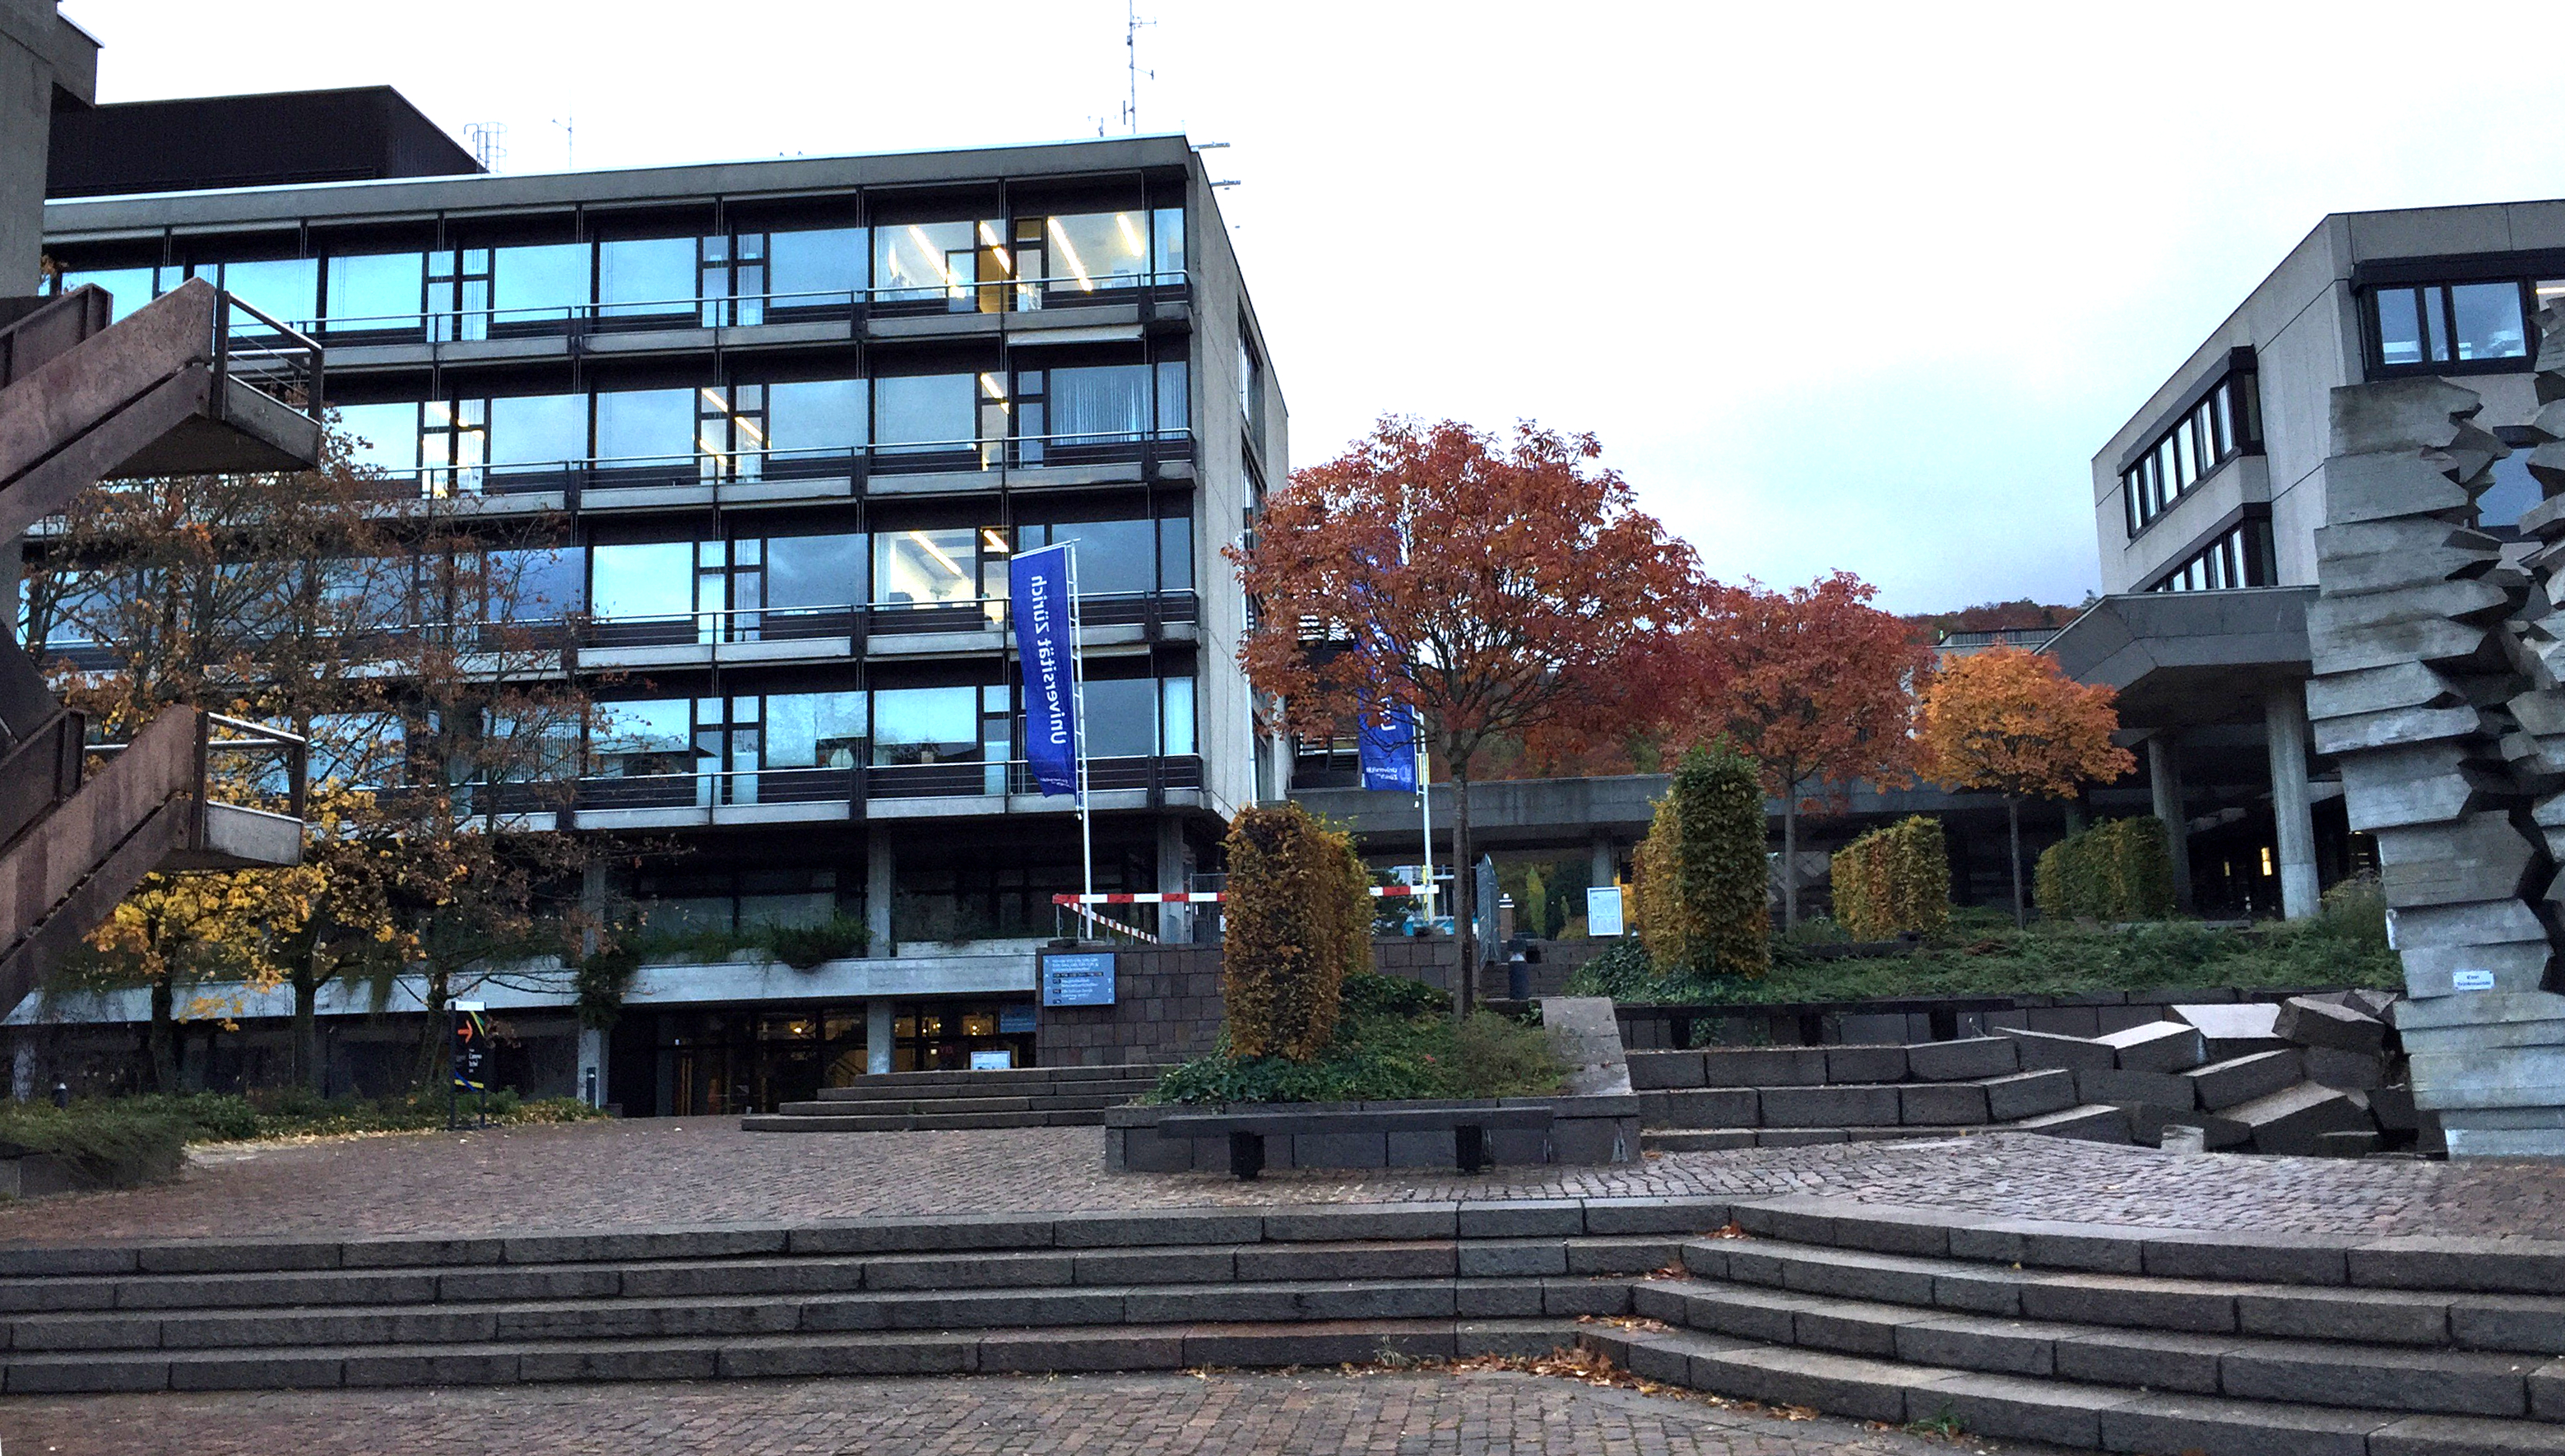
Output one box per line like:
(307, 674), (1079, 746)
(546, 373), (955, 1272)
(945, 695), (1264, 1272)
(297, 274), (1194, 373)
(475, 755), (1207, 831)
(374, 431), (1196, 517)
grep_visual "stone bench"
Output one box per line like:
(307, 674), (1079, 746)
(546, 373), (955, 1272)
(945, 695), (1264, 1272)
(1157, 1106), (1558, 1180)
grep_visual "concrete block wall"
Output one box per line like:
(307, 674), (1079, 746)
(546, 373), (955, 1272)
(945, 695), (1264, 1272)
(1036, 945), (1227, 1069)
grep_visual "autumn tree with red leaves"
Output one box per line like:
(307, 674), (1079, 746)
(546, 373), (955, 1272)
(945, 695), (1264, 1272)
(1920, 646), (2135, 927)
(1693, 572), (1935, 928)
(1227, 418), (1701, 1013)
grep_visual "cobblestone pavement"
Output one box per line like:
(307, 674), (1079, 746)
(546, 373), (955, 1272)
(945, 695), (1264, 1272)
(0, 1122), (2558, 1245)
(0, 1371), (2057, 1456)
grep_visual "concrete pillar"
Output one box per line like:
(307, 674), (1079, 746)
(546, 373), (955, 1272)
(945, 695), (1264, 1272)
(2146, 734), (2194, 913)
(1155, 817), (1193, 943)
(577, 1026), (605, 1109)
(865, 835), (895, 957)
(1589, 833), (1614, 889)
(866, 997), (894, 1075)
(2265, 683), (2321, 919)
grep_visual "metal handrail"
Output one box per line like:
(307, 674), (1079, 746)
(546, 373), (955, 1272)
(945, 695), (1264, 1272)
(211, 290), (324, 417)
(293, 270), (1191, 337)
(392, 428), (1194, 499)
(86, 710), (308, 824)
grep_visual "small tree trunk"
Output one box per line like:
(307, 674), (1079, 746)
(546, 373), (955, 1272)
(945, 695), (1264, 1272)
(147, 973), (177, 1094)
(1782, 787), (1800, 930)
(292, 962), (322, 1093)
(413, 964), (451, 1092)
(1451, 766), (1477, 1022)
(2006, 795), (2026, 930)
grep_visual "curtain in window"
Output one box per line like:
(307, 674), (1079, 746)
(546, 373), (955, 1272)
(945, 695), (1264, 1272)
(1049, 364), (1150, 443)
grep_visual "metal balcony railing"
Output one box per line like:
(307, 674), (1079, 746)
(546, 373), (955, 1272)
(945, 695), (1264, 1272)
(491, 754), (1204, 814)
(295, 271), (1191, 345)
(213, 293), (324, 416)
(382, 429), (1194, 503)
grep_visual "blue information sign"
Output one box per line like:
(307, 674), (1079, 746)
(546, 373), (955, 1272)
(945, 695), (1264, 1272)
(1041, 952), (1117, 1007)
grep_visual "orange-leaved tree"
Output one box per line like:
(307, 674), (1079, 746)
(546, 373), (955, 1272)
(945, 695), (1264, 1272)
(1227, 417), (1702, 1014)
(1692, 572), (1934, 927)
(1919, 646), (2135, 927)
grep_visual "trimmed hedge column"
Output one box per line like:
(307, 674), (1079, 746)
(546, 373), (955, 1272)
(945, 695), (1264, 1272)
(1635, 742), (1770, 979)
(1830, 815), (1950, 939)
(1222, 803), (1372, 1060)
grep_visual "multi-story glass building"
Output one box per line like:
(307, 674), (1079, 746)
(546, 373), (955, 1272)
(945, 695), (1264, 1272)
(2052, 201), (2565, 922)
(21, 90), (1284, 1114)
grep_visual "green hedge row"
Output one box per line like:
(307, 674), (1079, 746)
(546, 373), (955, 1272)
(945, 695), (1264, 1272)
(1830, 815), (1950, 940)
(2034, 816), (2175, 923)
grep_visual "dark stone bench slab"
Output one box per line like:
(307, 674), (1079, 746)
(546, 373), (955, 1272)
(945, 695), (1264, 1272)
(1106, 1097), (1638, 1179)
(1161, 1107), (1555, 1180)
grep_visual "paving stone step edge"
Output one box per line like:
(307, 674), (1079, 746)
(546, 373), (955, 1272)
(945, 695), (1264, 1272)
(1665, 1240), (2565, 1354)
(0, 1272), (1656, 1352)
(742, 1111), (1119, 1131)
(0, 1240), (1680, 1319)
(1580, 1324), (2553, 1456)
(0, 1317), (1582, 1395)
(1632, 1276), (2565, 1418)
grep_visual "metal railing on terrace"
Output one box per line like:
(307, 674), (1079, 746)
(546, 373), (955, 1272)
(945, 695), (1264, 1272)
(290, 271), (1191, 346)
(472, 754), (1203, 814)
(372, 429), (1194, 503)
(214, 293), (325, 416)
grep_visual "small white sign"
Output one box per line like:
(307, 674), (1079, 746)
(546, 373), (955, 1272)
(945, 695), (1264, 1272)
(1586, 886), (1626, 939)
(2451, 968), (2497, 992)
(969, 1050), (1013, 1070)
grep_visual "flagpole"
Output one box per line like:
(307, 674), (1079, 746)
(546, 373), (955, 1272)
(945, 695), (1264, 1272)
(1069, 542), (1093, 913)
(1415, 709), (1434, 927)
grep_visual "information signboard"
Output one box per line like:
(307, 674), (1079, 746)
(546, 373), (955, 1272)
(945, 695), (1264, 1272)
(1586, 886), (1626, 939)
(1041, 952), (1116, 1007)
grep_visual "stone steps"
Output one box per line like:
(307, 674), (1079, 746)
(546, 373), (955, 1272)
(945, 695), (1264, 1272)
(1581, 1324), (2551, 1456)
(1575, 1194), (2565, 1452)
(749, 1066), (1171, 1132)
(7, 1316), (1584, 1393)
(742, 1109), (1121, 1132)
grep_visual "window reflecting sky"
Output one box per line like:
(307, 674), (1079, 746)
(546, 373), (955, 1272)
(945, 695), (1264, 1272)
(63, 0), (2565, 610)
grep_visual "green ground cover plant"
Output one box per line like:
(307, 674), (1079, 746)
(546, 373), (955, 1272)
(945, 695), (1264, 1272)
(1149, 972), (1565, 1105)
(1565, 878), (2397, 1005)
(0, 1089), (605, 1191)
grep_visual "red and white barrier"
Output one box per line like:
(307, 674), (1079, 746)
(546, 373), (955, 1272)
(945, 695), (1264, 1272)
(1050, 885), (1435, 906)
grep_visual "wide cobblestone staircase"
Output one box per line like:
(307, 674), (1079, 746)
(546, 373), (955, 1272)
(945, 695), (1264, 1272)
(3, 1195), (2557, 1453)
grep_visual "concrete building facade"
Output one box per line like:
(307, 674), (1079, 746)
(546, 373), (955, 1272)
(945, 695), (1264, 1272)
(21, 91), (1284, 1114)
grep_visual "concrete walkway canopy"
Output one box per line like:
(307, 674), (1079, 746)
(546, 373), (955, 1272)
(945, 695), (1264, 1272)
(2044, 587), (2312, 732)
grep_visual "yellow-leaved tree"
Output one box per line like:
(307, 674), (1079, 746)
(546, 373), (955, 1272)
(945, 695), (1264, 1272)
(1919, 647), (2135, 928)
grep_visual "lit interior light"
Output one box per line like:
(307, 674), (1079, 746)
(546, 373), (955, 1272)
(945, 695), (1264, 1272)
(981, 528), (1012, 554)
(698, 387), (727, 410)
(908, 530), (966, 577)
(979, 373), (1009, 401)
(424, 401), (453, 424)
(733, 415), (768, 447)
(2260, 846), (2275, 877)
(1046, 217), (1095, 291)
(1116, 213), (1144, 255)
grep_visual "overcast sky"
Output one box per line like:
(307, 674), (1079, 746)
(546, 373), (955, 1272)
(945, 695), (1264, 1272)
(57, 1), (2565, 613)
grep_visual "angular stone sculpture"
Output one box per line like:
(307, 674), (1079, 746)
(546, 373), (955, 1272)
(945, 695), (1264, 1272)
(2308, 318), (2565, 1158)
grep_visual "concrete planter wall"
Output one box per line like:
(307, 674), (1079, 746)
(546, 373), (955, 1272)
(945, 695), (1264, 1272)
(1103, 1094), (1640, 1173)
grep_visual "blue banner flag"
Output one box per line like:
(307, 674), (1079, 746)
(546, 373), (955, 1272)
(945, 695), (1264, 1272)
(1357, 703), (1418, 793)
(1010, 544), (1080, 796)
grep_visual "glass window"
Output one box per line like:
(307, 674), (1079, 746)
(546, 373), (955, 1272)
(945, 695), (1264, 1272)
(591, 699), (697, 777)
(1156, 359), (1188, 435)
(58, 267), (157, 321)
(599, 237), (697, 316)
(1082, 679), (1157, 758)
(324, 253), (423, 327)
(218, 258), (318, 324)
(1049, 364), (1152, 443)
(766, 378), (866, 453)
(596, 388), (696, 462)
(1153, 206), (1185, 281)
(2375, 287), (2423, 367)
(2451, 282), (2529, 361)
(491, 243), (589, 322)
(489, 545), (585, 618)
(766, 692), (868, 769)
(874, 529), (978, 605)
(335, 402), (418, 471)
(871, 686), (978, 765)
(2173, 419), (2196, 489)
(874, 373), (974, 448)
(1032, 519), (1153, 596)
(1162, 675), (1195, 756)
(483, 393), (583, 467)
(320, 555), (410, 631)
(1043, 212), (1151, 293)
(591, 541), (694, 620)
(768, 228), (865, 300)
(765, 532), (865, 608)
(1158, 517), (1193, 591)
(308, 712), (406, 791)
(875, 221), (974, 300)
(2481, 452), (2542, 531)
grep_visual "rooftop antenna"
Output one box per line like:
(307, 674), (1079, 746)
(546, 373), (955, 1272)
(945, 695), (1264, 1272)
(1120, 0), (1154, 133)
(463, 121), (508, 174)
(550, 115), (574, 170)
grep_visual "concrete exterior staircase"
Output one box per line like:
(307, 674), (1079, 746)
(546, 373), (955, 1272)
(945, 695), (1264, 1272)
(1630, 1039), (2131, 1149)
(1588, 1196), (2565, 1455)
(740, 1064), (1175, 1132)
